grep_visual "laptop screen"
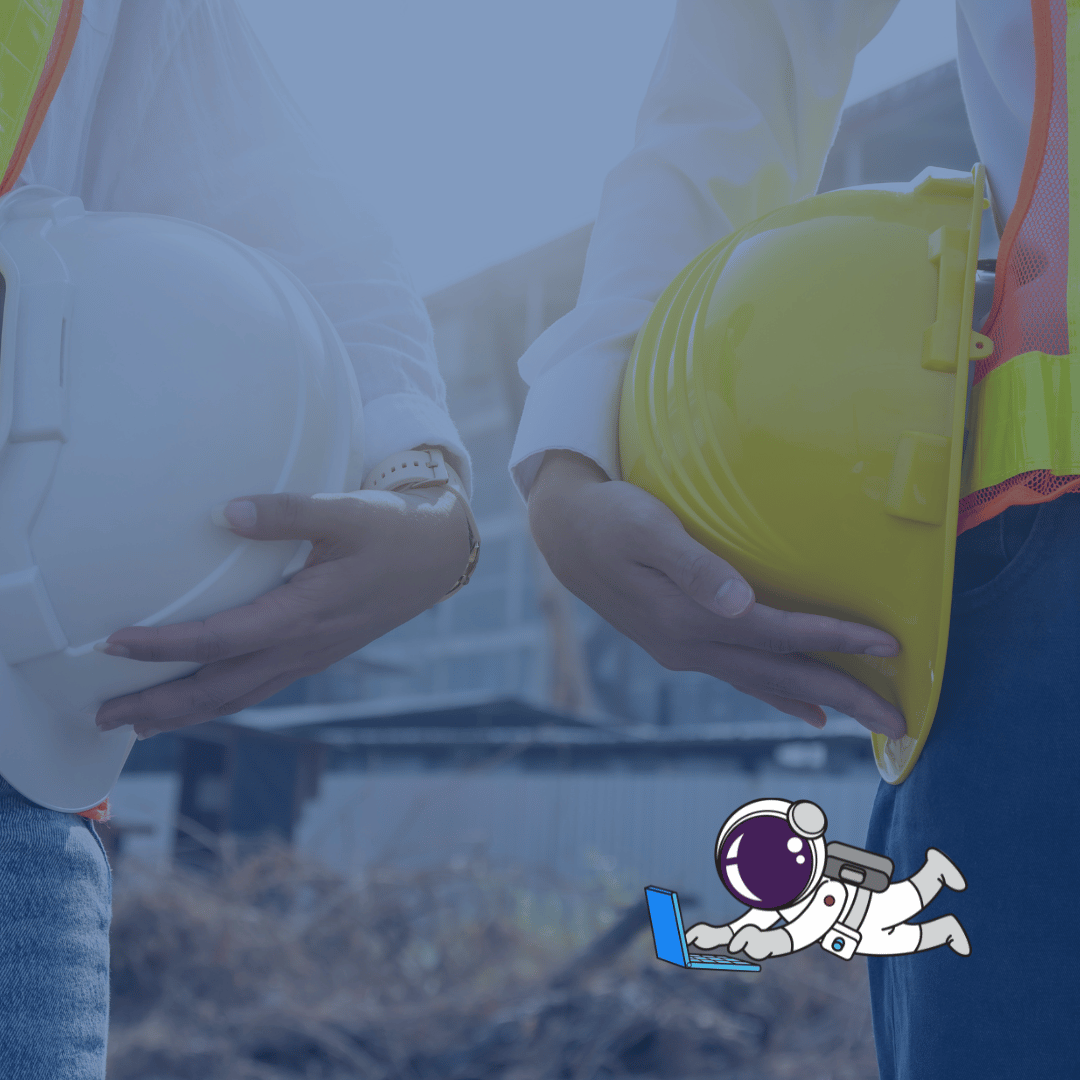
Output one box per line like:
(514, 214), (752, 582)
(645, 887), (691, 966)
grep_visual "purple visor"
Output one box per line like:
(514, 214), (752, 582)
(716, 814), (815, 909)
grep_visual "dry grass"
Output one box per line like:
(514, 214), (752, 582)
(108, 846), (877, 1079)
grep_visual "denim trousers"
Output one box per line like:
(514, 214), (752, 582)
(0, 775), (111, 1080)
(867, 493), (1080, 1078)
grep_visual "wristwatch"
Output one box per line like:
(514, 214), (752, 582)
(361, 446), (480, 601)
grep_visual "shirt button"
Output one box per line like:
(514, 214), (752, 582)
(824, 895), (836, 907)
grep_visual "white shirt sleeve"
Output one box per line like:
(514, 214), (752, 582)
(509, 0), (897, 501)
(70, 0), (471, 495)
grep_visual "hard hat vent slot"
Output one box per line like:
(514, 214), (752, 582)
(8, 282), (71, 443)
(885, 431), (951, 525)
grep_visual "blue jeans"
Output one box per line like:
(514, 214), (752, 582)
(867, 493), (1080, 1078)
(0, 776), (111, 1079)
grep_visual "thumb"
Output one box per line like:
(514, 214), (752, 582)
(651, 524), (755, 619)
(210, 492), (367, 542)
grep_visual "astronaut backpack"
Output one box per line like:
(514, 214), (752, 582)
(824, 842), (895, 893)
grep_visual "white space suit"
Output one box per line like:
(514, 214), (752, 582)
(686, 799), (970, 961)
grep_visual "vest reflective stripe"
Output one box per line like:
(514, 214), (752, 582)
(958, 0), (1080, 531)
(963, 350), (1080, 492)
(0, 0), (82, 195)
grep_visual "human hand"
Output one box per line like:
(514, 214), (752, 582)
(527, 450), (905, 737)
(728, 925), (793, 960)
(94, 486), (472, 737)
(685, 922), (734, 949)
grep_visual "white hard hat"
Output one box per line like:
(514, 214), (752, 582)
(0, 187), (360, 812)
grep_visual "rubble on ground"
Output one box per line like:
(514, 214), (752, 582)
(108, 846), (877, 1079)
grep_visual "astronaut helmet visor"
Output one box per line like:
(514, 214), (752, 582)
(716, 814), (815, 909)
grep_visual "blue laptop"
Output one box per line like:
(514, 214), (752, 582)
(645, 886), (761, 972)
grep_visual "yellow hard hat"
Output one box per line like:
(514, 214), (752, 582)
(619, 166), (990, 784)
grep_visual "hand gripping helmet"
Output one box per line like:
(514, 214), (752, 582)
(620, 166), (991, 784)
(0, 187), (360, 812)
(715, 798), (828, 910)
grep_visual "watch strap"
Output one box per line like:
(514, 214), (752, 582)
(361, 448), (450, 491)
(361, 448), (480, 601)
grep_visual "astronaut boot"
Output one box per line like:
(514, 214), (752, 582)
(910, 847), (967, 906)
(915, 915), (971, 956)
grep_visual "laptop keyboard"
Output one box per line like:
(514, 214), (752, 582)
(689, 953), (755, 967)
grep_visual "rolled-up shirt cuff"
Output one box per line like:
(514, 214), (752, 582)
(360, 392), (472, 499)
(509, 297), (654, 502)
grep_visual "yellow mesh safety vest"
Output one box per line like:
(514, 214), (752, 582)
(959, 0), (1080, 530)
(0, 0), (82, 193)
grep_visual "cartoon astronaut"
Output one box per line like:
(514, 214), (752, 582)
(686, 799), (970, 961)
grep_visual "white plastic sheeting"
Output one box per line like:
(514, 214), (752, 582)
(296, 768), (882, 922)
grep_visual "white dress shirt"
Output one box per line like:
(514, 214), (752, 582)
(510, 0), (1036, 500)
(19, 0), (470, 496)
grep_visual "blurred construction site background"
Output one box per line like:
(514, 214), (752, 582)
(103, 57), (985, 1080)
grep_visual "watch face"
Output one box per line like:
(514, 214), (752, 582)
(717, 814), (816, 909)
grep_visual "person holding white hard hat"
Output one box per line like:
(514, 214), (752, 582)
(516, 2), (1078, 1078)
(0, 2), (477, 1076)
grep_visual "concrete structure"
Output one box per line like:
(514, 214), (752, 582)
(103, 722), (323, 869)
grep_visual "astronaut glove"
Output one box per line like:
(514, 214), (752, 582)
(685, 922), (734, 949)
(728, 925), (793, 960)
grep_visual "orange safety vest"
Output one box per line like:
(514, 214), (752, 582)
(959, 0), (1080, 531)
(0, 2), (105, 821)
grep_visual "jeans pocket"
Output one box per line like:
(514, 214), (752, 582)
(81, 818), (114, 902)
(952, 503), (1043, 596)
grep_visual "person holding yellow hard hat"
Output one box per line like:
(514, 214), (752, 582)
(0, 2), (476, 1076)
(516, 2), (1079, 1077)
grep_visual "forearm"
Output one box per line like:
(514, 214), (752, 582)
(527, 450), (610, 568)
